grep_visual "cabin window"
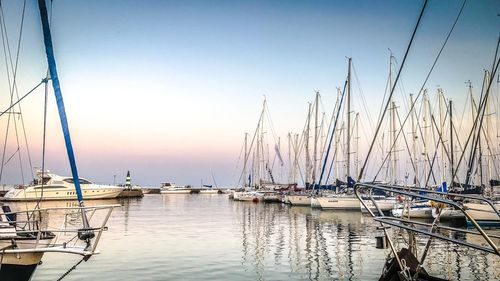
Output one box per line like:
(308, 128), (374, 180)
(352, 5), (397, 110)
(63, 178), (92, 184)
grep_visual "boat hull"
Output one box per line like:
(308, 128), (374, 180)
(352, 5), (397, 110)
(160, 190), (191, 194)
(288, 195), (311, 206)
(317, 196), (360, 210)
(1, 187), (123, 201)
(0, 263), (38, 281)
(465, 202), (500, 226)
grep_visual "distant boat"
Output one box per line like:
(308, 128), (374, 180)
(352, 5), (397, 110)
(160, 182), (191, 194)
(2, 170), (123, 201)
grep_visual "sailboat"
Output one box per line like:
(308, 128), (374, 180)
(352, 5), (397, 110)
(0, 1), (118, 279)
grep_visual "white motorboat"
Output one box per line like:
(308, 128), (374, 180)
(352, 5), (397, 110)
(160, 182), (191, 194)
(2, 171), (123, 202)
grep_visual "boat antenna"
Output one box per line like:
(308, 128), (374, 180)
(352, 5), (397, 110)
(37, 0), (94, 241)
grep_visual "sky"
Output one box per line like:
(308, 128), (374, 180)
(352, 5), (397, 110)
(0, 0), (498, 187)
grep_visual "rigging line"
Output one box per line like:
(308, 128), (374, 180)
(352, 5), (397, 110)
(0, 80), (45, 119)
(12, 105), (25, 185)
(363, 0), (466, 182)
(233, 134), (245, 186)
(317, 79), (347, 187)
(424, 106), (452, 188)
(457, 84), (470, 142)
(470, 88), (500, 181)
(358, 0), (429, 181)
(236, 103), (264, 185)
(14, 0), (35, 180)
(465, 46), (500, 186)
(352, 62), (375, 135)
(33, 78), (49, 212)
(0, 7), (14, 184)
(455, 70), (494, 185)
(3, 147), (19, 166)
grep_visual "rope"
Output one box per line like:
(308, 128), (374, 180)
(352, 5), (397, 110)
(366, 0), (467, 183)
(56, 256), (87, 281)
(358, 0), (429, 181)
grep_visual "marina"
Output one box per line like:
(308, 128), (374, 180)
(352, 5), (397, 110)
(0, 0), (499, 280)
(27, 195), (500, 281)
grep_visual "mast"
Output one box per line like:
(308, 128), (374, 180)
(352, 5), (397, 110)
(243, 132), (248, 187)
(391, 100), (397, 184)
(37, 0), (92, 237)
(423, 90), (429, 186)
(449, 100), (454, 186)
(346, 57), (352, 183)
(388, 55), (394, 184)
(438, 89), (446, 184)
(410, 94), (418, 186)
(305, 103), (312, 187)
(313, 91), (319, 186)
(355, 112), (360, 177)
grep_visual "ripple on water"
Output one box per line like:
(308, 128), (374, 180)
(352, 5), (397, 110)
(28, 195), (500, 280)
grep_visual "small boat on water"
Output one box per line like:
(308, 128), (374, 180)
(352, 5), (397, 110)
(160, 182), (191, 194)
(2, 170), (123, 201)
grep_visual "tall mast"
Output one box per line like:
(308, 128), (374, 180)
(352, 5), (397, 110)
(346, 57), (352, 183)
(423, 90), (429, 186)
(449, 100), (454, 186)
(438, 88), (446, 183)
(305, 103), (312, 187)
(243, 132), (248, 187)
(410, 94), (418, 186)
(355, 112), (360, 177)
(313, 91), (319, 186)
(391, 101), (397, 184)
(388, 55), (394, 184)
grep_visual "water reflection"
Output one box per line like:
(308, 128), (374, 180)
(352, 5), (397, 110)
(23, 195), (500, 281)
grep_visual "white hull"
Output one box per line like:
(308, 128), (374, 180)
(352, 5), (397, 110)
(432, 207), (465, 219)
(199, 189), (219, 194)
(0, 236), (53, 265)
(160, 190), (191, 194)
(464, 202), (500, 223)
(403, 207), (433, 218)
(317, 196), (360, 210)
(288, 195), (311, 206)
(311, 197), (321, 208)
(2, 186), (123, 201)
(361, 199), (395, 213)
(235, 191), (262, 202)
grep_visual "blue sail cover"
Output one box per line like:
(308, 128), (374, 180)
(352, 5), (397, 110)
(38, 0), (84, 203)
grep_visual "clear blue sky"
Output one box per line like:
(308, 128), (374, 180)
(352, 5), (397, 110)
(0, 0), (498, 186)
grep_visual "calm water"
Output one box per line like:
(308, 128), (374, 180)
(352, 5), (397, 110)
(19, 194), (499, 280)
